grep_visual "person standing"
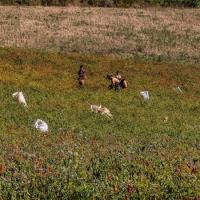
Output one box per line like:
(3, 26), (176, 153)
(78, 65), (87, 86)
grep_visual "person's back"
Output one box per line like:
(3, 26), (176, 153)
(107, 75), (120, 90)
(116, 71), (122, 81)
(107, 73), (127, 90)
(111, 76), (120, 85)
(116, 71), (127, 89)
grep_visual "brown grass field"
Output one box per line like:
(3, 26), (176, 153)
(0, 6), (200, 62)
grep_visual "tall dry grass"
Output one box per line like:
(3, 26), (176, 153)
(0, 6), (200, 62)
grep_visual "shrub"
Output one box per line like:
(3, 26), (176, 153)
(1, 0), (200, 7)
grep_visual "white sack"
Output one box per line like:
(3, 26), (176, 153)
(89, 104), (112, 118)
(90, 104), (101, 113)
(140, 91), (150, 101)
(12, 91), (27, 107)
(98, 106), (113, 118)
(34, 119), (48, 133)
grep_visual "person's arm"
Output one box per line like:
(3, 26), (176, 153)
(111, 77), (115, 85)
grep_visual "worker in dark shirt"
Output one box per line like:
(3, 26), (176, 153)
(78, 65), (87, 86)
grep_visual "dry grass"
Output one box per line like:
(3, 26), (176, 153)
(0, 6), (200, 62)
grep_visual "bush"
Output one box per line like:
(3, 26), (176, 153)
(1, 0), (200, 7)
(148, 0), (200, 7)
(88, 0), (114, 7)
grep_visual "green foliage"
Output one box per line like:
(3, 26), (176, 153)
(0, 47), (200, 198)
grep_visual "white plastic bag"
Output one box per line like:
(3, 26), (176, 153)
(90, 104), (101, 113)
(34, 119), (48, 133)
(89, 104), (113, 118)
(12, 91), (27, 107)
(98, 106), (113, 118)
(140, 91), (150, 101)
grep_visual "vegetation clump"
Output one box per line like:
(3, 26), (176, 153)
(1, 0), (200, 7)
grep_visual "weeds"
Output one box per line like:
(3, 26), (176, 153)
(0, 48), (200, 198)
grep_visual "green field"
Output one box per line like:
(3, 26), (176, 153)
(0, 47), (200, 199)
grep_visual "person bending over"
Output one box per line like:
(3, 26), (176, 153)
(107, 74), (120, 90)
(107, 74), (127, 91)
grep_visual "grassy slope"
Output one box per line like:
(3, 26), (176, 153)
(0, 47), (200, 199)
